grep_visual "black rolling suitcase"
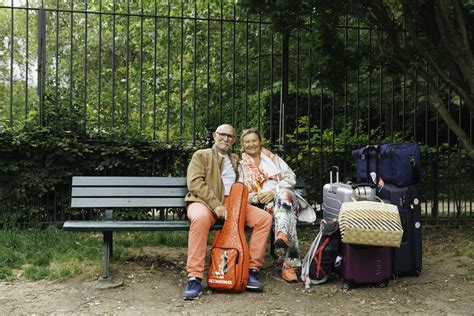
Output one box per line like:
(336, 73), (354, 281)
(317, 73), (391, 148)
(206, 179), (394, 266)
(377, 183), (422, 276)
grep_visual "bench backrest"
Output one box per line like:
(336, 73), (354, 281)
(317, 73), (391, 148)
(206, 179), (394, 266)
(71, 176), (188, 208)
(71, 176), (307, 209)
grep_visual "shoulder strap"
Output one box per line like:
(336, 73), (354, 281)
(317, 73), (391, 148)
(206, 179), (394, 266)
(313, 237), (331, 278)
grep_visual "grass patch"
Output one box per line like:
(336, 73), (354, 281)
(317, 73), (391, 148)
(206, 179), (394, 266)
(0, 228), (103, 281)
(0, 228), (189, 281)
(114, 231), (189, 248)
(24, 265), (50, 280)
(0, 266), (13, 280)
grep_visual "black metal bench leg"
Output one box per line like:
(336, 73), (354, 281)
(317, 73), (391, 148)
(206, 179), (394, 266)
(101, 231), (112, 281)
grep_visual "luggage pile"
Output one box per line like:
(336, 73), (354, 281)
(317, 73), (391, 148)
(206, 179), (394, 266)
(301, 143), (425, 290)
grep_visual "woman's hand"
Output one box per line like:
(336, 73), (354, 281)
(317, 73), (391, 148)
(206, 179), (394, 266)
(257, 191), (275, 204)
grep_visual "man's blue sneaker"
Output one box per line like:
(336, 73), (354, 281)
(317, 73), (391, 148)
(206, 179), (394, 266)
(246, 269), (264, 292)
(183, 277), (202, 300)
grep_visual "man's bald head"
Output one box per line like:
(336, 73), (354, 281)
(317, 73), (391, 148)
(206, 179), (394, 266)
(215, 124), (235, 137)
(213, 124), (236, 154)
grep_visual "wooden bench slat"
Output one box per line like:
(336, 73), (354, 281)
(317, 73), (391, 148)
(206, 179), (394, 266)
(72, 187), (188, 197)
(72, 176), (187, 186)
(71, 197), (186, 208)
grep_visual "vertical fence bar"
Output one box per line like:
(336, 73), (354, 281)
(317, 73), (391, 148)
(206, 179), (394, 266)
(245, 10), (249, 128)
(414, 69), (417, 141)
(280, 31), (289, 155)
(232, 4), (236, 127)
(391, 71), (395, 141)
(435, 78), (441, 218)
(153, 0), (157, 140)
(379, 29), (383, 140)
(447, 88), (451, 217)
(471, 110), (473, 216)
(193, 0), (197, 144)
(367, 25), (372, 142)
(319, 85), (324, 204)
(356, 18), (360, 143)
(436, 78), (439, 148)
(112, 0), (116, 127)
(257, 15), (261, 131)
(55, 0), (59, 117)
(402, 18), (406, 139)
(25, 0), (29, 126)
(9, 0), (14, 126)
(98, 0), (102, 130)
(139, 0), (144, 130)
(206, 1), (210, 126)
(457, 100), (462, 217)
(344, 15), (348, 172)
(425, 64), (429, 145)
(343, 15), (348, 130)
(126, 0), (130, 126)
(180, 0), (184, 141)
(296, 29), (300, 164)
(38, 7), (46, 126)
(402, 72), (406, 139)
(331, 91), (335, 161)
(167, 0), (171, 140)
(69, 1), (73, 112)
(83, 0), (88, 130)
(269, 33), (274, 143)
(219, 1), (223, 124)
(307, 16), (312, 174)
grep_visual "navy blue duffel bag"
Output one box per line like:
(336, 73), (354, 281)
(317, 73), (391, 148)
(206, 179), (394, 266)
(352, 143), (426, 187)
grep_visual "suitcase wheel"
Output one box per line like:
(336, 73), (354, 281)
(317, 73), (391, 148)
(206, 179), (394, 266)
(342, 281), (351, 291)
(379, 280), (389, 288)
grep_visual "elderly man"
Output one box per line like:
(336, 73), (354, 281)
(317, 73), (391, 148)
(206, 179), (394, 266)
(183, 124), (272, 300)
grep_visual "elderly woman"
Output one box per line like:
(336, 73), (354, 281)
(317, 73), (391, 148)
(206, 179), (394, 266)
(238, 128), (312, 282)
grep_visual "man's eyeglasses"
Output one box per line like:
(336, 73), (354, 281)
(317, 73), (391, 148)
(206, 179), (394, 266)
(215, 132), (234, 140)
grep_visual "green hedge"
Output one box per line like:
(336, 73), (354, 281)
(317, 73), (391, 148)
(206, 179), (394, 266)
(0, 116), (199, 226)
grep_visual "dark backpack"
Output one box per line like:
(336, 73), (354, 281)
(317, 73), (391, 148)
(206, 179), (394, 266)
(301, 220), (341, 288)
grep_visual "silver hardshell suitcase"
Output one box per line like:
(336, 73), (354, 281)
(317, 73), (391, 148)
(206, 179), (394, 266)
(322, 166), (375, 222)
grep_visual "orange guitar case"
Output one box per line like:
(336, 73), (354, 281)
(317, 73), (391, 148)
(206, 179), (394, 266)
(207, 182), (250, 292)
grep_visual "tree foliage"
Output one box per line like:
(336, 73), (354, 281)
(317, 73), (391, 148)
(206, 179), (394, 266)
(242, 0), (474, 158)
(0, 0), (273, 140)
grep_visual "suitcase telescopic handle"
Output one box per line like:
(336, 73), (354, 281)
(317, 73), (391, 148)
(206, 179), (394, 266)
(330, 166), (339, 184)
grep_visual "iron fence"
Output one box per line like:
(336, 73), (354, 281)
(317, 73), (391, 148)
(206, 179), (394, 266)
(0, 0), (473, 225)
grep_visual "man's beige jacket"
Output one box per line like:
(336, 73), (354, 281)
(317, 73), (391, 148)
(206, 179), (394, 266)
(185, 145), (239, 212)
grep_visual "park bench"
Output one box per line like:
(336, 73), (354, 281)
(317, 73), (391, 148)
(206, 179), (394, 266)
(63, 176), (313, 282)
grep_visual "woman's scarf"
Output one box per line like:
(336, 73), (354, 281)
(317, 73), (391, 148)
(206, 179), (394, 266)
(241, 147), (299, 217)
(241, 147), (282, 194)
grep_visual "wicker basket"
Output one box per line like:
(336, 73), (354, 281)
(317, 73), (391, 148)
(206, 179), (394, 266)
(339, 197), (403, 248)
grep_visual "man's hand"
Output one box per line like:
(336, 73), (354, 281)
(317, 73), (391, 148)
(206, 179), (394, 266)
(213, 205), (228, 220)
(257, 191), (275, 204)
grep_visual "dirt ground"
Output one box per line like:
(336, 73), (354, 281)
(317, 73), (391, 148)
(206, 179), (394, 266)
(1, 228), (473, 315)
